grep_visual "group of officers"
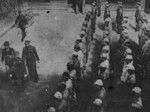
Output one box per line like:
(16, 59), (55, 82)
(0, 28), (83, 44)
(48, 1), (150, 112)
(1, 9), (40, 84)
(1, 40), (40, 84)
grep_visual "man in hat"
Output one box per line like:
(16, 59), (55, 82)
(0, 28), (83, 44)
(15, 10), (27, 42)
(104, 2), (110, 21)
(119, 29), (129, 47)
(74, 44), (84, 79)
(104, 17), (112, 33)
(1, 41), (15, 74)
(10, 51), (27, 85)
(98, 59), (110, 80)
(96, 0), (101, 17)
(116, 1), (123, 34)
(91, 1), (97, 35)
(54, 83), (69, 112)
(93, 79), (106, 100)
(103, 30), (110, 40)
(135, 2), (142, 31)
(72, 52), (81, 80)
(22, 40), (40, 82)
(131, 87), (143, 112)
(61, 72), (73, 99)
(92, 98), (105, 112)
(124, 48), (132, 58)
(121, 63), (136, 84)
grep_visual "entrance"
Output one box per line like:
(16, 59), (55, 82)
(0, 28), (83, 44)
(107, 0), (140, 4)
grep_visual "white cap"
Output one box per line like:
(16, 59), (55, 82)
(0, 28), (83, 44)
(103, 30), (109, 35)
(94, 79), (103, 86)
(122, 29), (128, 34)
(132, 87), (141, 94)
(100, 53), (109, 59)
(99, 60), (109, 68)
(47, 107), (56, 112)
(145, 40), (150, 45)
(127, 63), (135, 70)
(102, 45), (110, 51)
(125, 55), (133, 60)
(123, 18), (128, 22)
(80, 30), (86, 35)
(92, 2), (96, 6)
(125, 48), (132, 54)
(76, 35), (82, 40)
(93, 98), (103, 106)
(105, 18), (110, 22)
(124, 14), (129, 18)
(54, 91), (62, 100)
(72, 51), (78, 56)
(103, 38), (109, 43)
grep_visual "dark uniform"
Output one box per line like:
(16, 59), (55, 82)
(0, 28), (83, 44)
(135, 3), (141, 31)
(116, 6), (123, 34)
(15, 12), (27, 42)
(104, 5), (110, 21)
(11, 57), (26, 84)
(96, 0), (101, 16)
(22, 45), (39, 82)
(1, 48), (15, 68)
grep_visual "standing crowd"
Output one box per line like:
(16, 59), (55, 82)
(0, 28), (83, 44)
(47, 1), (150, 112)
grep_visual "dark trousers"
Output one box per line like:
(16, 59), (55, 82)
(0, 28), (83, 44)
(79, 4), (83, 14)
(26, 61), (38, 82)
(19, 25), (26, 42)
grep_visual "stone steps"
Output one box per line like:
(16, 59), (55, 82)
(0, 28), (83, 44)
(28, 2), (69, 10)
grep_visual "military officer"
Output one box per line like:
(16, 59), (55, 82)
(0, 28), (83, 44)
(15, 10), (27, 42)
(22, 40), (40, 83)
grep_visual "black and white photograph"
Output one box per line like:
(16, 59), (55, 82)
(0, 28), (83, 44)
(0, 0), (149, 112)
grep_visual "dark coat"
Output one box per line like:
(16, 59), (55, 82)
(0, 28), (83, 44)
(1, 48), (15, 66)
(15, 14), (27, 27)
(22, 45), (39, 62)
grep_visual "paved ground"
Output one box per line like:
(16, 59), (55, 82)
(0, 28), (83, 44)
(0, 11), (84, 112)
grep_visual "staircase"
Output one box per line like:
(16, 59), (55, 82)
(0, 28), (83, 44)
(28, 0), (68, 10)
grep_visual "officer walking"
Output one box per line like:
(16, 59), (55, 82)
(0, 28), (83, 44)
(1, 41), (15, 74)
(15, 10), (27, 42)
(22, 40), (40, 83)
(135, 2), (142, 31)
(116, 1), (123, 34)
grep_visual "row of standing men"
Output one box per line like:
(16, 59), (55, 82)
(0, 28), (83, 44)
(47, 10), (94, 112)
(47, 1), (150, 112)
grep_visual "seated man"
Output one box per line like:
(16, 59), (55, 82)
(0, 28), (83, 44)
(10, 51), (27, 85)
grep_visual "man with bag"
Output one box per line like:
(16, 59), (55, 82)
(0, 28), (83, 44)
(1, 41), (15, 75)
